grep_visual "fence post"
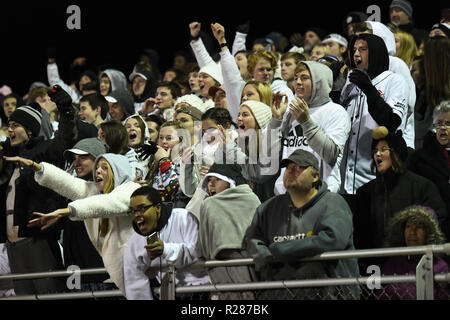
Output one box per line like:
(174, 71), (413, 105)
(416, 247), (434, 300)
(159, 265), (176, 300)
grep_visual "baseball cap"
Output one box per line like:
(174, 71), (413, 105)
(63, 137), (109, 162)
(280, 149), (319, 171)
(128, 71), (148, 82)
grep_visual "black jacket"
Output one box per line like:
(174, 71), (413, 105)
(0, 108), (76, 243)
(407, 131), (450, 239)
(353, 169), (447, 250)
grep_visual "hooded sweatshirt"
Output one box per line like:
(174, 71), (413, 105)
(123, 203), (210, 300)
(245, 181), (360, 299)
(107, 89), (135, 121)
(366, 21), (416, 149)
(101, 69), (128, 94)
(274, 61), (351, 194)
(124, 114), (151, 177)
(34, 153), (141, 295)
(130, 70), (156, 113)
(340, 33), (408, 194)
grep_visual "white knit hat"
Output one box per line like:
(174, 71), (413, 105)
(175, 94), (207, 113)
(240, 100), (272, 129)
(199, 62), (224, 85)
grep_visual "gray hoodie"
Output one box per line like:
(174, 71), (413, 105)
(245, 181), (360, 299)
(92, 153), (134, 188)
(101, 69), (128, 94)
(276, 61), (350, 194)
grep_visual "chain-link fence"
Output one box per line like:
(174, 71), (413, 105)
(161, 244), (450, 301)
(1, 244), (449, 300)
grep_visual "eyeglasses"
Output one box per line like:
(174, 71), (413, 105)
(372, 146), (391, 155)
(433, 121), (450, 129)
(128, 203), (157, 216)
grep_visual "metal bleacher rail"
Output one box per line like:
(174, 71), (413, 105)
(1, 243), (449, 300)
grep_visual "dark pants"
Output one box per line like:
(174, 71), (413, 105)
(6, 238), (66, 295)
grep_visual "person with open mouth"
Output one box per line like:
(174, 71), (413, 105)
(341, 32), (409, 196)
(407, 101), (450, 241)
(350, 126), (447, 252)
(22, 153), (141, 296)
(123, 185), (210, 300)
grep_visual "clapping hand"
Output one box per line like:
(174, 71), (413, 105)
(289, 96), (310, 124)
(271, 92), (288, 120)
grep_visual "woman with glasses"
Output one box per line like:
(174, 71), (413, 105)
(350, 126), (447, 254)
(407, 100), (450, 241)
(7, 153), (141, 296)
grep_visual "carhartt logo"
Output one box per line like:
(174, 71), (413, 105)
(273, 232), (313, 242)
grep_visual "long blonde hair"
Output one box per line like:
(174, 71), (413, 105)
(395, 30), (419, 67)
(99, 159), (114, 237)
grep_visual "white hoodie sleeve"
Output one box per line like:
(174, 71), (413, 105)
(35, 162), (96, 201)
(161, 210), (200, 268)
(68, 181), (141, 221)
(190, 38), (215, 69)
(47, 63), (80, 103)
(219, 48), (246, 121)
(124, 234), (154, 300)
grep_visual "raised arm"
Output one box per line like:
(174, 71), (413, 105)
(211, 22), (246, 121)
(189, 22), (215, 68)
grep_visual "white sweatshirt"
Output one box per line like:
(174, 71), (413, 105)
(123, 208), (210, 300)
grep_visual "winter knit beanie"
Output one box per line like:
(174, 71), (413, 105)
(390, 0), (413, 18)
(372, 126), (408, 162)
(175, 94), (207, 113)
(199, 62), (224, 85)
(8, 105), (42, 137)
(240, 100), (272, 130)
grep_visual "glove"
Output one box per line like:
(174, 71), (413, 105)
(348, 69), (374, 94)
(237, 20), (250, 34)
(136, 141), (158, 161)
(329, 60), (346, 82)
(48, 85), (73, 115)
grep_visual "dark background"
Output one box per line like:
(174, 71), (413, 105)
(1, 0), (447, 95)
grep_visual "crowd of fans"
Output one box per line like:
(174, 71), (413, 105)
(0, 1), (449, 300)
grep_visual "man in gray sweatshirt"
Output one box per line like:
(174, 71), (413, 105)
(245, 149), (360, 300)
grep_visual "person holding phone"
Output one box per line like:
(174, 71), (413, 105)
(123, 186), (210, 300)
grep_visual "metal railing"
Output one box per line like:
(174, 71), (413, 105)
(0, 244), (449, 300)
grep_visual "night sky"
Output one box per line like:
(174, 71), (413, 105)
(1, 0), (446, 95)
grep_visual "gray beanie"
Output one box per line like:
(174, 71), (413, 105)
(390, 0), (413, 18)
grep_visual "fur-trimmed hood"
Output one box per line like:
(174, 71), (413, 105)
(386, 206), (446, 247)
